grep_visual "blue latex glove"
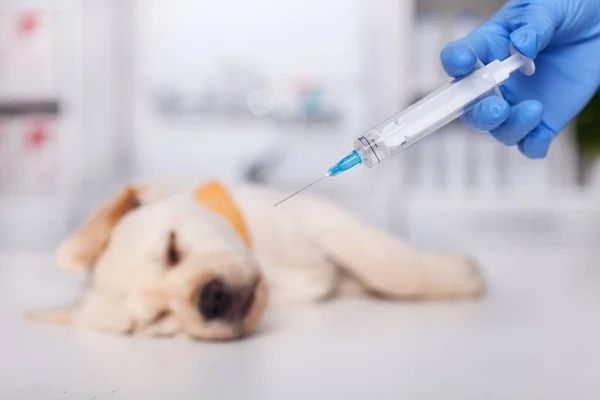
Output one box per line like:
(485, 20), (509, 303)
(441, 0), (600, 158)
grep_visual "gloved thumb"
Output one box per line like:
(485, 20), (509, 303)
(507, 2), (561, 59)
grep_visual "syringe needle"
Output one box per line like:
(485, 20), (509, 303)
(272, 175), (326, 207)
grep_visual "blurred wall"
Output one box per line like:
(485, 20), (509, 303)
(1, 0), (599, 256)
(127, 0), (413, 230)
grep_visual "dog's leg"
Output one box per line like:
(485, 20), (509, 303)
(28, 292), (135, 334)
(261, 253), (340, 304)
(28, 308), (74, 326)
(298, 198), (484, 299)
(71, 292), (135, 334)
(135, 313), (180, 337)
(123, 288), (178, 336)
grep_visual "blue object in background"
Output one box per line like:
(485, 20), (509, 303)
(299, 86), (323, 119)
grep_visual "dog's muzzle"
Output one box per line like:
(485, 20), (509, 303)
(197, 277), (259, 322)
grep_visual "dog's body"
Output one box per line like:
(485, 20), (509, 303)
(30, 182), (484, 340)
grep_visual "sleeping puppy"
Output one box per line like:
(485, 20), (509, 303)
(29, 181), (484, 340)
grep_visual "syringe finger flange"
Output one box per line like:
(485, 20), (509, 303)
(474, 58), (504, 100)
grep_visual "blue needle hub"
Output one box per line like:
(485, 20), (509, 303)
(327, 150), (362, 177)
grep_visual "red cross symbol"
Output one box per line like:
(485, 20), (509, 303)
(18, 12), (39, 36)
(25, 123), (49, 149)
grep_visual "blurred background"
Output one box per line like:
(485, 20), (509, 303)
(1, 0), (600, 256)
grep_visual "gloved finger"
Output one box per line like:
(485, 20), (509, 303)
(460, 96), (510, 132)
(440, 24), (509, 77)
(440, 41), (478, 78)
(517, 123), (557, 159)
(502, 2), (561, 59)
(441, 0), (565, 77)
(490, 100), (544, 146)
(441, 10), (525, 77)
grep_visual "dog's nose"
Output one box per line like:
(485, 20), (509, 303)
(198, 279), (232, 320)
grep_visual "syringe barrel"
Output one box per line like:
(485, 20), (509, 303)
(354, 60), (503, 168)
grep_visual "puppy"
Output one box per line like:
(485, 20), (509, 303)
(29, 181), (484, 340)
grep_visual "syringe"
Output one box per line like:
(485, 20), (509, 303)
(273, 47), (535, 207)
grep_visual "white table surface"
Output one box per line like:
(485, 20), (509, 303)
(1, 246), (600, 399)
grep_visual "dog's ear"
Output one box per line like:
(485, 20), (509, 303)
(56, 186), (144, 272)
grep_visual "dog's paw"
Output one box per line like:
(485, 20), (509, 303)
(461, 258), (486, 297)
(27, 308), (73, 325)
(422, 254), (486, 299)
(134, 313), (180, 337)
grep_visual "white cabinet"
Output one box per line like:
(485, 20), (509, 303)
(0, 7), (57, 99)
(0, 1), (82, 251)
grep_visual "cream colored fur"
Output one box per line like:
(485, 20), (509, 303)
(29, 183), (484, 341)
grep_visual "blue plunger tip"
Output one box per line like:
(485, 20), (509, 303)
(327, 150), (362, 177)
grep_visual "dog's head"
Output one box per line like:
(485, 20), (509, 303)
(33, 182), (268, 341)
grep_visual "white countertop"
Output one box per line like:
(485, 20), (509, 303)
(1, 246), (600, 399)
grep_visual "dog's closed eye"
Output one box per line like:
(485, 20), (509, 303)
(130, 196), (141, 209)
(166, 232), (181, 267)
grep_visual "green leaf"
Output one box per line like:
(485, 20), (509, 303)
(575, 90), (600, 161)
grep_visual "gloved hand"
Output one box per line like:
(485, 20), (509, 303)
(441, 0), (600, 158)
